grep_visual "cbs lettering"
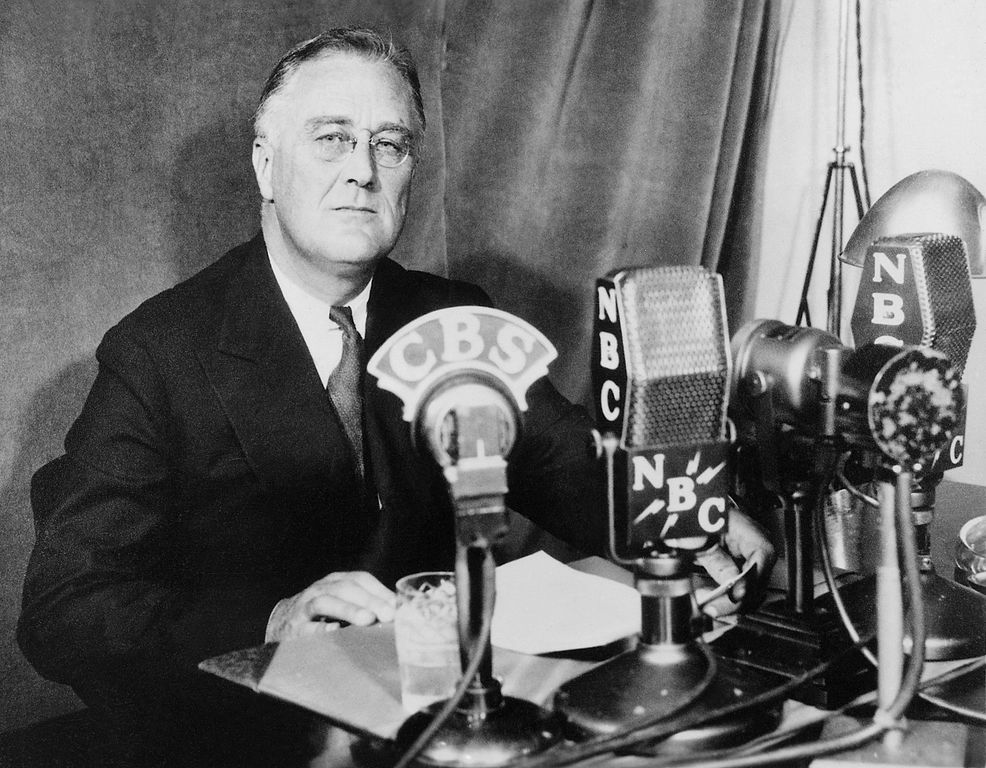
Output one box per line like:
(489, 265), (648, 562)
(387, 313), (538, 381)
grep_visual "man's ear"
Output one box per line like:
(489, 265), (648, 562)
(252, 136), (275, 202)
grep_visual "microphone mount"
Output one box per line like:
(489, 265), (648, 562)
(368, 307), (564, 767)
(553, 267), (781, 751)
(719, 319), (964, 706)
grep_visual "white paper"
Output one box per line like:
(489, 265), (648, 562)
(492, 551), (640, 655)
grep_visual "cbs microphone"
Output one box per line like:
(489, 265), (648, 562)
(369, 306), (565, 767)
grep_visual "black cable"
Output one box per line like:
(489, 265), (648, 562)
(818, 461), (879, 671)
(855, 0), (872, 208)
(516, 622), (876, 768)
(618, 468), (928, 768)
(830, 459), (986, 724)
(508, 637), (721, 768)
(818, 463), (928, 718)
(638, 654), (986, 768)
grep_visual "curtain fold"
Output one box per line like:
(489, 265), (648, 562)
(440, 0), (781, 406)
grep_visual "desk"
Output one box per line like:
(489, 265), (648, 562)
(200, 481), (986, 767)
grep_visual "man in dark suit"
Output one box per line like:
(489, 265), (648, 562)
(18, 27), (773, 766)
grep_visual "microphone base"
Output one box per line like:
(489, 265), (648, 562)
(826, 570), (986, 661)
(551, 640), (781, 753)
(711, 595), (876, 709)
(394, 694), (564, 768)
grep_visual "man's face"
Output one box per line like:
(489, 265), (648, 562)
(253, 53), (418, 274)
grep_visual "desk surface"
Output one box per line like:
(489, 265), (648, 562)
(200, 480), (986, 766)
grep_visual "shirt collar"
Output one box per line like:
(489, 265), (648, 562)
(268, 255), (371, 337)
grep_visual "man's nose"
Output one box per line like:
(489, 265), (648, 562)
(344, 135), (376, 187)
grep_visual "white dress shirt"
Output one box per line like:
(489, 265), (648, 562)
(268, 256), (371, 387)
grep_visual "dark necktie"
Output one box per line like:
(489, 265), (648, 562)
(327, 305), (365, 479)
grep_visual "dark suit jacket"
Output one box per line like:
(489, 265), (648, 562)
(18, 234), (604, 764)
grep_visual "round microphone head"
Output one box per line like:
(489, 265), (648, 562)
(867, 347), (964, 469)
(729, 319), (844, 432)
(418, 375), (519, 467)
(841, 170), (986, 277)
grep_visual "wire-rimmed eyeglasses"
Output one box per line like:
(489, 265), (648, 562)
(315, 128), (415, 168)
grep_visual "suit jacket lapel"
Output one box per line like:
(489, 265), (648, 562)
(197, 236), (346, 492)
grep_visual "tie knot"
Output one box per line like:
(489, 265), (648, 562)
(330, 305), (358, 336)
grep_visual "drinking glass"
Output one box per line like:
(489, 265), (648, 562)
(394, 571), (459, 713)
(954, 515), (986, 594)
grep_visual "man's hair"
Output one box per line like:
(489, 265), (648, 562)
(253, 27), (425, 139)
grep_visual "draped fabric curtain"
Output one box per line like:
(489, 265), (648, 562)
(2, 0), (779, 727)
(439, 0), (781, 407)
(432, 0), (781, 556)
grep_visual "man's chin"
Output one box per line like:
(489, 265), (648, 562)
(313, 238), (393, 271)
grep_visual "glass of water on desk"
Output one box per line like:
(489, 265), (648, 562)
(955, 515), (986, 594)
(394, 571), (459, 713)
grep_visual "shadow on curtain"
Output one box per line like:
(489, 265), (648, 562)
(442, 0), (781, 406)
(439, 0), (781, 558)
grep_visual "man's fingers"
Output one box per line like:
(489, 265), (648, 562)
(696, 589), (740, 619)
(314, 571), (396, 620)
(306, 581), (395, 625)
(347, 572), (398, 611)
(696, 546), (741, 585)
(724, 509), (776, 579)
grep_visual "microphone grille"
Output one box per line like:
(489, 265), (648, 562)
(905, 233), (976, 375)
(618, 266), (731, 447)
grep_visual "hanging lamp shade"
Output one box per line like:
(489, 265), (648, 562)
(841, 169), (986, 277)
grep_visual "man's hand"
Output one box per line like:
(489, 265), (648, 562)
(694, 506), (775, 618)
(265, 571), (397, 642)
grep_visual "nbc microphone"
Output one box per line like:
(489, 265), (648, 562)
(553, 266), (781, 750)
(845, 232), (983, 661)
(849, 233), (975, 472)
(592, 265), (732, 556)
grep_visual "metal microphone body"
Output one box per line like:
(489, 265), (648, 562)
(840, 232), (985, 661)
(553, 266), (780, 750)
(369, 307), (564, 767)
(721, 312), (964, 706)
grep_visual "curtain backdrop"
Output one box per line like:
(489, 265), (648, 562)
(442, 0), (780, 405)
(0, 0), (778, 731)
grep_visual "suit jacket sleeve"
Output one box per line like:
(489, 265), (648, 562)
(18, 321), (280, 697)
(505, 378), (608, 557)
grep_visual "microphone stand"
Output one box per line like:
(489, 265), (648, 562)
(552, 434), (780, 752)
(796, 0), (866, 335)
(829, 470), (986, 661)
(394, 405), (563, 768)
(714, 346), (875, 708)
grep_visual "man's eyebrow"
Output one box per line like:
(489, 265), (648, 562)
(303, 117), (412, 135)
(303, 116), (354, 132)
(374, 122), (413, 136)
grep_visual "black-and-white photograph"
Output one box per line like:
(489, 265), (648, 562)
(2, 2), (985, 766)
